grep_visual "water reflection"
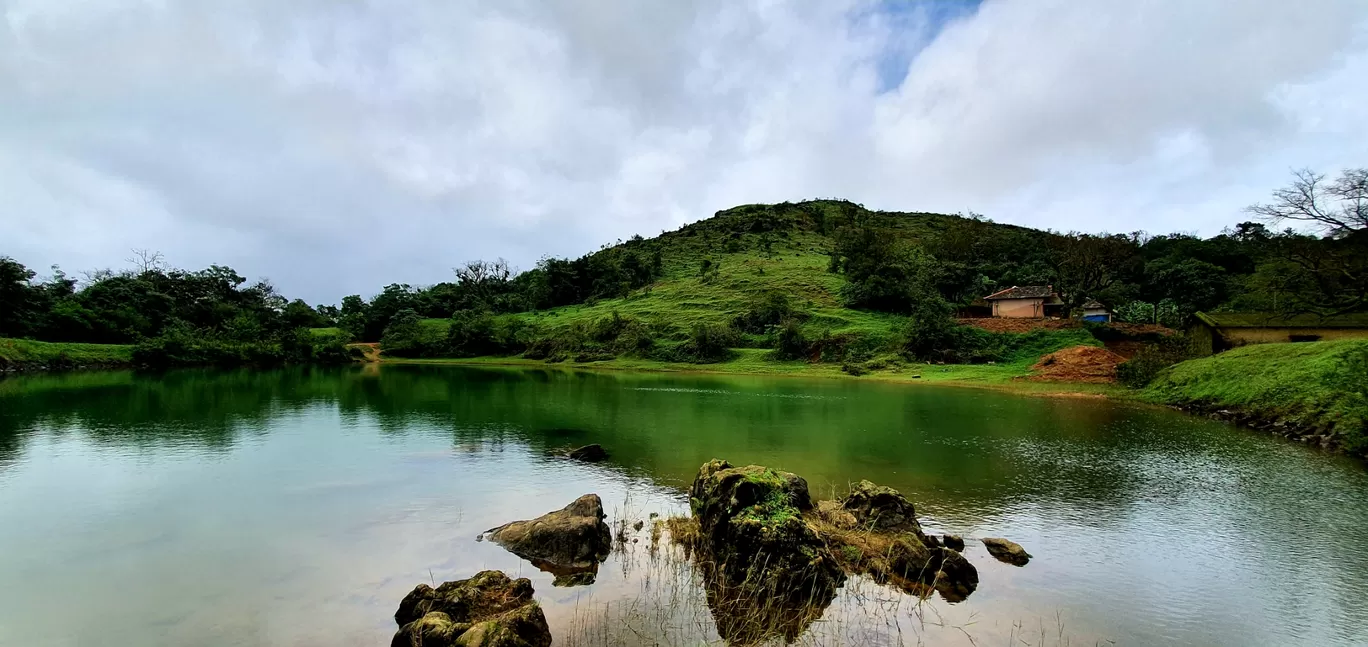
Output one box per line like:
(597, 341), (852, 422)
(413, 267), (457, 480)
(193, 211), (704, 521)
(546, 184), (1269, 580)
(1, 365), (1367, 646)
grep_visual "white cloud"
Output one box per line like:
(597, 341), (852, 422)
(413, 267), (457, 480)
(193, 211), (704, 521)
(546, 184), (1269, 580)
(1, 0), (1366, 302)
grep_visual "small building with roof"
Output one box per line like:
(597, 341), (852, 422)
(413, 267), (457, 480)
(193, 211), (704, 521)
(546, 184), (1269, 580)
(1081, 299), (1111, 323)
(984, 285), (1065, 319)
(1189, 312), (1368, 355)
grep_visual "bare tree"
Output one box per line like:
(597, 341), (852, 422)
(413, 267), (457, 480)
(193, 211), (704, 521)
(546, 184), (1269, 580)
(79, 267), (114, 287)
(125, 248), (166, 274)
(1246, 168), (1368, 238)
(1246, 168), (1368, 316)
(454, 258), (513, 287)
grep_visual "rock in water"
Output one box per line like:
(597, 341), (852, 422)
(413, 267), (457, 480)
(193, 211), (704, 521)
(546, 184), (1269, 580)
(392, 570), (551, 647)
(942, 534), (966, 552)
(811, 481), (979, 603)
(688, 459), (846, 644)
(982, 537), (1032, 566)
(840, 480), (929, 543)
(566, 444), (607, 462)
(486, 494), (612, 577)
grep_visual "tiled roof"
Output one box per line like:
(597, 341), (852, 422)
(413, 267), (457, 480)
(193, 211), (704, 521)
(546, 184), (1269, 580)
(1081, 299), (1106, 309)
(1195, 312), (1368, 329)
(984, 285), (1055, 300)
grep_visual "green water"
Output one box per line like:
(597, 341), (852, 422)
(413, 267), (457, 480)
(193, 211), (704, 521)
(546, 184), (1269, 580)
(1, 365), (1366, 646)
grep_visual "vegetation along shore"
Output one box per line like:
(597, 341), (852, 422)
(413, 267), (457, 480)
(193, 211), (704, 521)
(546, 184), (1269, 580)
(3, 169), (1366, 454)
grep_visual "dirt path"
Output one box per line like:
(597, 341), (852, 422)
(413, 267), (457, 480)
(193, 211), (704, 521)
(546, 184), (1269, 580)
(348, 342), (381, 362)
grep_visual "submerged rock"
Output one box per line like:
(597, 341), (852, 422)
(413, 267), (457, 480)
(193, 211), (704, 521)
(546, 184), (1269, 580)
(982, 537), (1032, 566)
(566, 444), (608, 462)
(485, 494), (612, 581)
(392, 570), (551, 647)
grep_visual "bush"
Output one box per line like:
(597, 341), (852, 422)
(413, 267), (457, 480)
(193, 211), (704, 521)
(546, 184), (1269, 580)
(899, 294), (957, 361)
(379, 309), (426, 357)
(1117, 335), (1198, 388)
(132, 324), (350, 368)
(667, 323), (738, 363)
(445, 310), (498, 357)
(772, 319), (810, 360)
(733, 291), (801, 334)
(840, 361), (869, 376)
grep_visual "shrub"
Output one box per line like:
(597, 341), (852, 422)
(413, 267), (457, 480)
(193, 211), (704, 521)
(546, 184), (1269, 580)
(132, 323), (348, 368)
(1117, 335), (1198, 388)
(772, 320), (810, 360)
(445, 310), (497, 357)
(668, 323), (738, 363)
(840, 361), (869, 376)
(379, 309), (426, 357)
(899, 295), (958, 361)
(733, 291), (801, 334)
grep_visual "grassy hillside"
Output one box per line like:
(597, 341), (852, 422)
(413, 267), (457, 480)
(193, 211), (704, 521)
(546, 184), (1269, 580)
(386, 201), (1105, 380)
(0, 338), (134, 370)
(1142, 340), (1368, 454)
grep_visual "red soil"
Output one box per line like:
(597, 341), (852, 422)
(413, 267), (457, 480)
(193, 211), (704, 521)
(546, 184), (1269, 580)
(1027, 345), (1128, 383)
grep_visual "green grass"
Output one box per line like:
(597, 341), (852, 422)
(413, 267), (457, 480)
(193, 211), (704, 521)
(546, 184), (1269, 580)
(0, 338), (134, 369)
(1142, 340), (1368, 453)
(393, 347), (1123, 399)
(308, 327), (352, 343)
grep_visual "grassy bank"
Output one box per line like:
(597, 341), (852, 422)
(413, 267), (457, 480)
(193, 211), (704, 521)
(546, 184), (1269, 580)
(1141, 340), (1368, 454)
(391, 345), (1123, 398)
(0, 338), (134, 371)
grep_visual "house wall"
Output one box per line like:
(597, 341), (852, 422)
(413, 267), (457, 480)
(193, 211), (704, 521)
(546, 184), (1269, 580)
(1221, 327), (1368, 346)
(1190, 323), (1216, 356)
(992, 298), (1043, 318)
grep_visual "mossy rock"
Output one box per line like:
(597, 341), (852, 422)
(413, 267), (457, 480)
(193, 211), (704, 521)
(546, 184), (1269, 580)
(840, 479), (927, 541)
(687, 459), (844, 609)
(392, 571), (551, 647)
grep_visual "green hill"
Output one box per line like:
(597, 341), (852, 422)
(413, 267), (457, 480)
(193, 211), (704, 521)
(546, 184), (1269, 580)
(383, 200), (1100, 381)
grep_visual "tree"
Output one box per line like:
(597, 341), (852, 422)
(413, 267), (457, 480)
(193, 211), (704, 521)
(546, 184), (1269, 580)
(379, 308), (424, 356)
(0, 256), (37, 337)
(1246, 168), (1368, 315)
(1246, 168), (1367, 238)
(125, 248), (166, 274)
(1046, 233), (1142, 311)
(1142, 257), (1230, 317)
(832, 218), (941, 313)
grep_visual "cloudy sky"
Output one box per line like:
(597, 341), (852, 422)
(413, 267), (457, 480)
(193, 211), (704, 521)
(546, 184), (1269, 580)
(3, 0), (1367, 303)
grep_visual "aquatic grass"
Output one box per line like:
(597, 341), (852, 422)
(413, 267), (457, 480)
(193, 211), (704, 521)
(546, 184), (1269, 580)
(563, 513), (1101, 646)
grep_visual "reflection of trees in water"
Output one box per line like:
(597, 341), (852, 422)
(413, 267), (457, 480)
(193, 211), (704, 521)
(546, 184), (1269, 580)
(8, 362), (1368, 624)
(0, 363), (1300, 515)
(0, 426), (23, 473)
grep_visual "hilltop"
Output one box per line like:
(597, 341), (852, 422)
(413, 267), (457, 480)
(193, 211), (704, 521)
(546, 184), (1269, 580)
(372, 199), (1112, 384)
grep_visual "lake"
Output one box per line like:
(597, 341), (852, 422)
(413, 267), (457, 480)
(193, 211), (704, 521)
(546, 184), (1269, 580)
(1, 365), (1366, 646)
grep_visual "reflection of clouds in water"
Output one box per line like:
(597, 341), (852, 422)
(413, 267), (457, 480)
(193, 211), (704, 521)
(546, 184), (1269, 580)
(630, 387), (846, 400)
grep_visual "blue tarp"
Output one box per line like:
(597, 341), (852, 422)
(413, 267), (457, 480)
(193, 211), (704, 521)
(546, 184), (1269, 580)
(1082, 314), (1110, 322)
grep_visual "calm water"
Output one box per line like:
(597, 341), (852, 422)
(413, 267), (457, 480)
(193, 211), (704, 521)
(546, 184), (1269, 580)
(1, 365), (1366, 646)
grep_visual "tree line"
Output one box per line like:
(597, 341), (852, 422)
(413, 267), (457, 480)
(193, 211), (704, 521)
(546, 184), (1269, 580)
(833, 167), (1367, 327)
(2, 168), (1362, 368)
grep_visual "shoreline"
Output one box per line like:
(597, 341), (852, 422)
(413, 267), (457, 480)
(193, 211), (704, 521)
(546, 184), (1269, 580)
(377, 354), (1360, 457)
(380, 352), (1127, 400)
